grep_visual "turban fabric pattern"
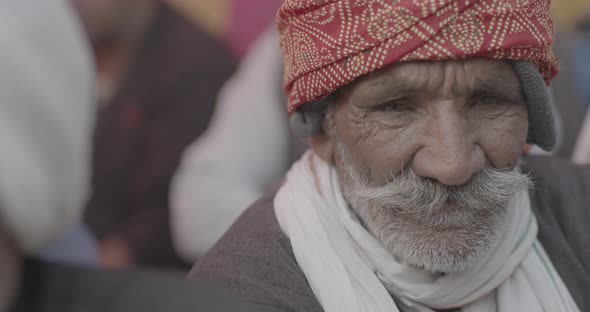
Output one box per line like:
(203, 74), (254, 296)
(278, 0), (559, 113)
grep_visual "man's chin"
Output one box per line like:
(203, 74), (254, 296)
(386, 242), (486, 274)
(377, 220), (503, 273)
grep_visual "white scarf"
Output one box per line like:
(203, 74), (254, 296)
(274, 151), (579, 312)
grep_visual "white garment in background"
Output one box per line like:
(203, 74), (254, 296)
(0, 0), (95, 254)
(171, 28), (291, 260)
(275, 151), (579, 312)
(573, 109), (590, 164)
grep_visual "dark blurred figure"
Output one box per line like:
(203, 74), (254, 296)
(0, 2), (274, 312)
(73, 0), (236, 269)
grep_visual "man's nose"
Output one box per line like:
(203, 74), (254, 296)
(412, 111), (485, 186)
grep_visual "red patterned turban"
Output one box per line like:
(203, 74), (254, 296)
(277, 0), (559, 113)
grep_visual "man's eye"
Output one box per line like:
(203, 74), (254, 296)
(478, 95), (502, 105)
(375, 99), (411, 112)
(473, 93), (511, 107)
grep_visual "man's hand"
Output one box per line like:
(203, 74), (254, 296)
(99, 235), (133, 268)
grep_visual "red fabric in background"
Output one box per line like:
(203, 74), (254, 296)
(225, 0), (283, 59)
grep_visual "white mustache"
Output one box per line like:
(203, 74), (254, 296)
(345, 166), (532, 216)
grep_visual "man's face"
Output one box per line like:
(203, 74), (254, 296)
(317, 58), (532, 273)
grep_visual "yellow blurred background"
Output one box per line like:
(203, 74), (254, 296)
(552, 0), (590, 30)
(168, 0), (229, 37)
(182, 0), (590, 36)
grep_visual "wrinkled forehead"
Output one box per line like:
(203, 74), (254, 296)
(343, 58), (523, 100)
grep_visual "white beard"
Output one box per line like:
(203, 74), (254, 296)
(336, 144), (532, 273)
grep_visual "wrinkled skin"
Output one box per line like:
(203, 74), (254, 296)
(314, 58), (528, 184)
(310, 58), (530, 272)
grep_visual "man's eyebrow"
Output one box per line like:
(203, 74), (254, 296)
(359, 71), (526, 102)
(470, 78), (524, 101)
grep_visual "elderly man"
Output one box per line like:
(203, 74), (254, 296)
(192, 0), (590, 311)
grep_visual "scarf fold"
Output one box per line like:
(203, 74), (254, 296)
(274, 151), (578, 312)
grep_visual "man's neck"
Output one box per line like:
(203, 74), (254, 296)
(0, 232), (22, 312)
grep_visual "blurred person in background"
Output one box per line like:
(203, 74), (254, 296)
(170, 0), (290, 261)
(72, 0), (236, 269)
(0, 4), (98, 309)
(0, 2), (281, 311)
(573, 13), (590, 164)
(171, 28), (307, 261)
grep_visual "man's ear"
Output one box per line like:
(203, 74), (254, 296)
(308, 132), (335, 164)
(289, 96), (338, 164)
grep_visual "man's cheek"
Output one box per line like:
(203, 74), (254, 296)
(478, 122), (528, 168)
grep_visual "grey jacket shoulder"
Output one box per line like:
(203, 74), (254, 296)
(15, 259), (277, 312)
(523, 156), (590, 311)
(191, 190), (322, 312)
